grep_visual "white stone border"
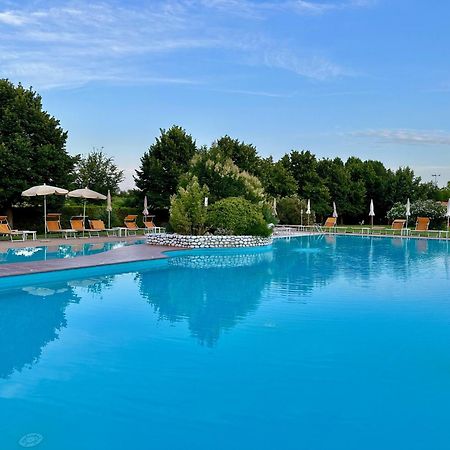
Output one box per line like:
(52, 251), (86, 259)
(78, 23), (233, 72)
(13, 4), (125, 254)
(146, 233), (272, 248)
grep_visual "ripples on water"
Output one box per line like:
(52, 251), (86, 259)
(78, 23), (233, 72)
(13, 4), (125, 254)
(0, 236), (450, 449)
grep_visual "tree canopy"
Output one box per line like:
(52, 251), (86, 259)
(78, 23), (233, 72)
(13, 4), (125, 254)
(0, 79), (75, 210)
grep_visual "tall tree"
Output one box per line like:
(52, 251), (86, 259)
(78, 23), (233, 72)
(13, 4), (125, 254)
(256, 157), (297, 198)
(134, 126), (197, 209)
(0, 79), (75, 215)
(281, 150), (330, 215)
(74, 148), (124, 194)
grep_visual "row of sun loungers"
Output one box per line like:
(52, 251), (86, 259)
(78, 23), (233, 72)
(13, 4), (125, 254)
(0, 214), (166, 241)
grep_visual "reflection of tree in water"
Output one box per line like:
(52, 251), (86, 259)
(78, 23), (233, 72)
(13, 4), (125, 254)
(0, 283), (81, 379)
(137, 249), (273, 346)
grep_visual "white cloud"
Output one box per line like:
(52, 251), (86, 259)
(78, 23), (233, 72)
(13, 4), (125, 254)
(351, 129), (450, 146)
(0, 0), (364, 89)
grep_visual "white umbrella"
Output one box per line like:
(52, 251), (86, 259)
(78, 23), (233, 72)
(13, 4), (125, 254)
(204, 197), (208, 208)
(67, 187), (107, 237)
(332, 201), (338, 218)
(106, 190), (112, 229)
(22, 183), (68, 239)
(406, 198), (411, 228)
(272, 198), (277, 216)
(446, 198), (450, 230)
(369, 199), (375, 228)
(306, 199), (311, 226)
(143, 196), (149, 220)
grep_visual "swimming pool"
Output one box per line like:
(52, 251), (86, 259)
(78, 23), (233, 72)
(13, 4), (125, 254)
(1, 235), (449, 449)
(0, 239), (144, 264)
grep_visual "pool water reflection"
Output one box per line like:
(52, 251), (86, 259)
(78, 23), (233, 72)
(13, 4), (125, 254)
(0, 236), (449, 449)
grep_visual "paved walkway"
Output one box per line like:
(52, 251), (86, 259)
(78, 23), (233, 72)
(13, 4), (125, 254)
(0, 236), (182, 278)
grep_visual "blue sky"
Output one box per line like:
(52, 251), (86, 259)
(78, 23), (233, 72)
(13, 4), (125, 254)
(1, 0), (450, 188)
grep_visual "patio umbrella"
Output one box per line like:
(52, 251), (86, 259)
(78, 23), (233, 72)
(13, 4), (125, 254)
(106, 190), (112, 229)
(272, 198), (277, 217)
(406, 198), (411, 228)
(446, 198), (450, 230)
(22, 183), (68, 239)
(369, 199), (375, 228)
(67, 187), (107, 237)
(204, 197), (208, 207)
(332, 201), (338, 218)
(306, 199), (311, 226)
(143, 196), (149, 220)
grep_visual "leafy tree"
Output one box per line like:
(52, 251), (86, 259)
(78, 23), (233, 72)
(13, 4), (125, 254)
(74, 148), (124, 194)
(388, 167), (422, 205)
(256, 157), (297, 198)
(212, 136), (260, 174)
(134, 126), (197, 209)
(281, 150), (330, 216)
(170, 176), (209, 235)
(0, 79), (75, 217)
(185, 147), (265, 203)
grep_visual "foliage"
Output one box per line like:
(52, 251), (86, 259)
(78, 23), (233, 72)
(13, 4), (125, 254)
(0, 79), (75, 212)
(74, 148), (124, 194)
(256, 158), (297, 198)
(281, 150), (330, 216)
(186, 147), (265, 203)
(170, 177), (209, 235)
(386, 200), (446, 228)
(134, 125), (197, 209)
(207, 197), (271, 237)
(276, 196), (316, 225)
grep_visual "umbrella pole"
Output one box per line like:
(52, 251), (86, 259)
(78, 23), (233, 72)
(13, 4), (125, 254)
(371, 216), (373, 229)
(44, 195), (47, 240)
(83, 200), (86, 238)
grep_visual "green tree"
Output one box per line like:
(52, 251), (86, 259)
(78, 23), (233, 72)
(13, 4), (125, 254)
(0, 79), (75, 216)
(256, 157), (297, 198)
(185, 147), (265, 203)
(74, 148), (124, 194)
(212, 136), (260, 174)
(170, 176), (209, 235)
(281, 150), (330, 216)
(134, 126), (197, 209)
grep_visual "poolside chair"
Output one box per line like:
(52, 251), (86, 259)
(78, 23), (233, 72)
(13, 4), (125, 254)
(70, 217), (88, 234)
(323, 217), (337, 233)
(143, 217), (166, 234)
(88, 219), (117, 237)
(0, 216), (27, 241)
(124, 214), (139, 236)
(46, 214), (77, 239)
(389, 219), (407, 235)
(415, 217), (430, 233)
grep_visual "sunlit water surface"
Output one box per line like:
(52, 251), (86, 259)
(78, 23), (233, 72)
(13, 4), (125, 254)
(1, 235), (450, 449)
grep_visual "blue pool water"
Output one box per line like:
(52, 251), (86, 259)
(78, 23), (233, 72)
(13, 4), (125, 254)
(0, 235), (450, 449)
(0, 239), (144, 264)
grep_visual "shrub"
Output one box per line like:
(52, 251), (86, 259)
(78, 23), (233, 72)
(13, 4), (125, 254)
(170, 176), (209, 235)
(387, 200), (446, 229)
(207, 197), (271, 237)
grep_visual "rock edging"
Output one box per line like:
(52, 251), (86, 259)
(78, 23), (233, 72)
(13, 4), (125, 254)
(146, 233), (272, 248)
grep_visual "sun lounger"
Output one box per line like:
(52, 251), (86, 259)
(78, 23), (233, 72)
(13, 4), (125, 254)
(323, 217), (337, 233)
(124, 215), (140, 236)
(143, 217), (165, 234)
(46, 214), (77, 239)
(88, 219), (117, 237)
(0, 216), (30, 241)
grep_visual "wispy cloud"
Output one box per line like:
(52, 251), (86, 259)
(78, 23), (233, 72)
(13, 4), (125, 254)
(0, 0), (366, 89)
(351, 129), (450, 146)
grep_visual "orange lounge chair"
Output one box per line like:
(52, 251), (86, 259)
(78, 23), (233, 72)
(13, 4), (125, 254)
(46, 214), (77, 239)
(88, 219), (117, 237)
(415, 217), (430, 232)
(387, 219), (407, 235)
(323, 217), (337, 232)
(143, 217), (165, 234)
(124, 215), (140, 235)
(0, 216), (27, 241)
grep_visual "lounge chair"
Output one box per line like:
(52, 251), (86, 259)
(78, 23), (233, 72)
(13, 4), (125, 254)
(143, 217), (166, 234)
(415, 217), (430, 233)
(70, 217), (88, 234)
(323, 217), (337, 233)
(124, 214), (140, 236)
(383, 219), (407, 236)
(0, 216), (27, 241)
(46, 214), (77, 239)
(88, 219), (117, 237)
